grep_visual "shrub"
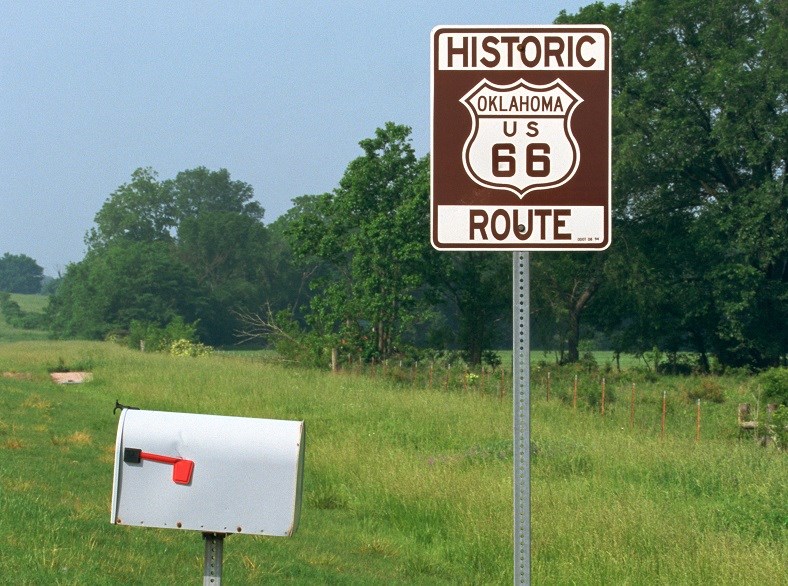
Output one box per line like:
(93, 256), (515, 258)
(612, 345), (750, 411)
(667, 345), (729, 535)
(169, 339), (213, 357)
(770, 405), (787, 450)
(0, 292), (48, 330)
(579, 341), (598, 372)
(685, 378), (726, 404)
(128, 317), (199, 352)
(482, 350), (502, 369)
(583, 382), (616, 410)
(757, 368), (788, 406)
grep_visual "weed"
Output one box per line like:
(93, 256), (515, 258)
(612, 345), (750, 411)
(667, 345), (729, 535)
(685, 377), (726, 403)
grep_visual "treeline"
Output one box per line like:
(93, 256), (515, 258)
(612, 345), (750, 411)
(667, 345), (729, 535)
(14, 0), (787, 371)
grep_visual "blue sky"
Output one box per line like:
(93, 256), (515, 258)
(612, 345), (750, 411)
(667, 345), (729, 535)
(1, 1), (589, 276)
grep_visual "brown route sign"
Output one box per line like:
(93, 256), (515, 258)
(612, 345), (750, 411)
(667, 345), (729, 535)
(431, 26), (611, 251)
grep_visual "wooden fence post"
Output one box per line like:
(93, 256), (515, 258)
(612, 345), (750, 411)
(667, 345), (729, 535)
(573, 374), (578, 410)
(600, 377), (606, 416)
(661, 390), (667, 439)
(546, 371), (551, 401)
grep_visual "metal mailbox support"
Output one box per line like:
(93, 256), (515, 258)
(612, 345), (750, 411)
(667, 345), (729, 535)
(203, 532), (226, 585)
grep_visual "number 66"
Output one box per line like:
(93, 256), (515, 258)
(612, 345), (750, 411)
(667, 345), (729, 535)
(492, 143), (550, 178)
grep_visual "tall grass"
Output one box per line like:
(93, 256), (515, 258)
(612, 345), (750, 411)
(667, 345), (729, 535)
(0, 341), (785, 584)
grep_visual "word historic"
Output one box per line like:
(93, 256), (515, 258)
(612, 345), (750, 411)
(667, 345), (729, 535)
(436, 31), (607, 71)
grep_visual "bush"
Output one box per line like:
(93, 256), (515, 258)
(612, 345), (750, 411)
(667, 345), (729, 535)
(583, 381), (616, 410)
(127, 317), (200, 353)
(482, 350), (502, 369)
(757, 368), (788, 406)
(770, 405), (787, 450)
(169, 339), (213, 357)
(685, 378), (726, 404)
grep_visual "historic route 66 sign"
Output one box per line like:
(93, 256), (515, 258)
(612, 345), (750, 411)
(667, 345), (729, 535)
(461, 78), (583, 197)
(431, 26), (611, 250)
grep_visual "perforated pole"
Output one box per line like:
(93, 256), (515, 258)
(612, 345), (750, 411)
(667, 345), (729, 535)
(203, 533), (226, 585)
(513, 251), (531, 585)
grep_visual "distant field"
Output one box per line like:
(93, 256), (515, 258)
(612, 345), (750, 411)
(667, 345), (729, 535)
(0, 293), (50, 342)
(0, 340), (784, 584)
(9, 293), (49, 314)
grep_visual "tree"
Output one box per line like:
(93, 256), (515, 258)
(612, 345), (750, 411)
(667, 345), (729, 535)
(167, 167), (264, 225)
(87, 168), (174, 249)
(438, 252), (511, 364)
(87, 166), (263, 250)
(0, 253), (44, 294)
(558, 0), (786, 368)
(265, 208), (320, 317)
(48, 241), (202, 340)
(531, 253), (606, 364)
(177, 211), (269, 345)
(286, 123), (435, 361)
(76, 166), (273, 345)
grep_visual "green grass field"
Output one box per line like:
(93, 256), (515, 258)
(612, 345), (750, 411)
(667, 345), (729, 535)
(9, 293), (50, 314)
(0, 340), (785, 584)
(0, 294), (50, 343)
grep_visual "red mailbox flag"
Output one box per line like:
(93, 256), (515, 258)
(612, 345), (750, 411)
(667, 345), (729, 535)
(124, 447), (194, 485)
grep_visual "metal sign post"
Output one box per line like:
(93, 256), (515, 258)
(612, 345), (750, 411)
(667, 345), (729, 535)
(430, 25), (611, 585)
(513, 251), (530, 585)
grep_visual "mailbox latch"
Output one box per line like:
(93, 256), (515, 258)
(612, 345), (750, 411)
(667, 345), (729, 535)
(124, 447), (194, 485)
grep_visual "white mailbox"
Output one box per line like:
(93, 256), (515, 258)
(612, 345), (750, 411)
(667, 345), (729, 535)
(111, 409), (304, 537)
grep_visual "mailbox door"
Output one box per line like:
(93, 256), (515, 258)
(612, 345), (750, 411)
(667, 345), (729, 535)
(111, 409), (304, 536)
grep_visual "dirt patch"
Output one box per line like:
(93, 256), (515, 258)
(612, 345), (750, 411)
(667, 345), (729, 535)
(50, 372), (93, 384)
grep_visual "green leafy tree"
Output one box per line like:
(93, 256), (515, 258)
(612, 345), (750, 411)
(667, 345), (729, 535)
(76, 166), (272, 344)
(265, 209), (318, 316)
(48, 241), (201, 339)
(88, 166), (263, 250)
(438, 252), (511, 365)
(287, 123), (434, 360)
(558, 0), (786, 368)
(166, 166), (264, 225)
(87, 168), (175, 248)
(177, 211), (269, 345)
(531, 252), (606, 364)
(0, 253), (44, 294)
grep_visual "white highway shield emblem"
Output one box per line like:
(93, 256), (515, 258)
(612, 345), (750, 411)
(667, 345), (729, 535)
(461, 78), (583, 197)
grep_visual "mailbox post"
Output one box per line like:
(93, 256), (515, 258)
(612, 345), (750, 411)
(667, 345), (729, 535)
(111, 408), (305, 582)
(203, 532), (225, 584)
